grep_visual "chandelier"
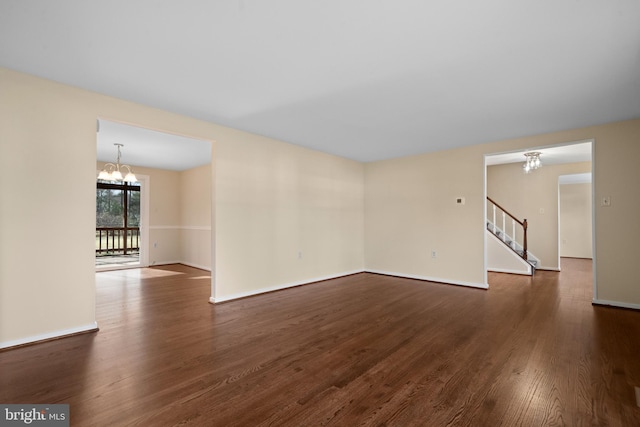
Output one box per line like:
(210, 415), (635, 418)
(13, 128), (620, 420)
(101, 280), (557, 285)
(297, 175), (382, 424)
(98, 143), (137, 182)
(523, 151), (542, 173)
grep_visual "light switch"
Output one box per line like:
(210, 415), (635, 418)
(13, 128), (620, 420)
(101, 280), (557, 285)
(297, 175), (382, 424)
(602, 196), (611, 207)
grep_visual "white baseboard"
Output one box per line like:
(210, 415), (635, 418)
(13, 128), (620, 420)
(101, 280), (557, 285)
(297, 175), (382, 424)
(211, 270), (364, 303)
(179, 261), (211, 272)
(97, 261), (210, 273)
(366, 269), (488, 290)
(96, 264), (145, 272)
(150, 260), (211, 271)
(488, 268), (532, 276)
(592, 299), (640, 311)
(537, 266), (561, 271)
(0, 322), (99, 350)
(150, 260), (181, 266)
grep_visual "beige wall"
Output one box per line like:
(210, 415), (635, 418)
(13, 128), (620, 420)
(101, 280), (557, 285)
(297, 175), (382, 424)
(487, 162), (591, 270)
(2, 72), (99, 347)
(214, 135), (365, 301)
(560, 183), (593, 259)
(592, 134), (640, 305)
(365, 145), (486, 287)
(2, 66), (640, 347)
(179, 164), (212, 270)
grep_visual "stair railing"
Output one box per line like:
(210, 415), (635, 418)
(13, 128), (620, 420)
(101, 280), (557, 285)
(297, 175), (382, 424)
(487, 197), (528, 260)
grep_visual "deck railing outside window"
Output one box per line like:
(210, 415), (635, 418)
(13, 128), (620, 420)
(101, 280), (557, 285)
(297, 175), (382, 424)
(96, 227), (140, 255)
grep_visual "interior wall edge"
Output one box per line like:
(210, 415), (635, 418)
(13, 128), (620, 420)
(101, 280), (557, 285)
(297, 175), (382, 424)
(0, 323), (99, 351)
(213, 269), (365, 303)
(366, 270), (489, 290)
(592, 299), (640, 311)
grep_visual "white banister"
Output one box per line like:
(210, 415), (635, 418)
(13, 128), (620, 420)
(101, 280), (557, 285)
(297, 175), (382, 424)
(512, 219), (516, 247)
(492, 204), (496, 232)
(501, 212), (506, 241)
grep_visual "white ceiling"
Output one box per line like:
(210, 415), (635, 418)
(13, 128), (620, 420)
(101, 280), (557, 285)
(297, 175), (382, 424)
(485, 141), (592, 166)
(97, 120), (211, 171)
(2, 1), (639, 163)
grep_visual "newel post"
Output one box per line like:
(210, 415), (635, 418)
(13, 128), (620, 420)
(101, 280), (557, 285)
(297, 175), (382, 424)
(522, 219), (528, 260)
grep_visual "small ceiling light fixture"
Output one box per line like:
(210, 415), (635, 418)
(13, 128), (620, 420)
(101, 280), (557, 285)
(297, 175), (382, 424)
(98, 143), (137, 182)
(523, 151), (542, 173)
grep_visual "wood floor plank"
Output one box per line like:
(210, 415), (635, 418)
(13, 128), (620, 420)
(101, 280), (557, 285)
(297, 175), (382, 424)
(1, 259), (639, 426)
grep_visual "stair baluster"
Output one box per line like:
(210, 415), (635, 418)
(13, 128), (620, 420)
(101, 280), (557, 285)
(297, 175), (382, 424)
(487, 196), (530, 265)
(492, 204), (497, 233)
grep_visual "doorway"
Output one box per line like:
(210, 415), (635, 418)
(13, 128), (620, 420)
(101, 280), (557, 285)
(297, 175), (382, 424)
(484, 140), (595, 291)
(95, 119), (212, 273)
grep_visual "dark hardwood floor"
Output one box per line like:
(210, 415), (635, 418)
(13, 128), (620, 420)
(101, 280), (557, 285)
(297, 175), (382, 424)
(2, 259), (639, 426)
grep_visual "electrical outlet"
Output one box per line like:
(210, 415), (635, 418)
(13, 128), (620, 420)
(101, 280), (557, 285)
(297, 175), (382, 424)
(153, 242), (158, 248)
(601, 196), (611, 207)
(431, 250), (437, 258)
(298, 251), (303, 259)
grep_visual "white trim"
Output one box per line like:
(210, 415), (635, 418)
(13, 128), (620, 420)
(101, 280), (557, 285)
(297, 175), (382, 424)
(96, 263), (141, 272)
(488, 268), (533, 275)
(149, 225), (211, 230)
(591, 139), (598, 300)
(211, 270), (364, 303)
(366, 270), (489, 290)
(179, 261), (211, 272)
(483, 157), (489, 287)
(592, 299), (640, 311)
(138, 173), (150, 268)
(98, 260), (211, 270)
(537, 266), (561, 271)
(557, 179), (561, 270)
(149, 260), (182, 266)
(0, 322), (98, 350)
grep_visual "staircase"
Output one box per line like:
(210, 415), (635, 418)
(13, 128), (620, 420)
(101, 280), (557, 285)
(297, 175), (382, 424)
(487, 197), (539, 274)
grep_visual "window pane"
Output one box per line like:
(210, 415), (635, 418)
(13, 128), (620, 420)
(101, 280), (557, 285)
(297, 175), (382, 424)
(96, 189), (124, 227)
(127, 190), (140, 227)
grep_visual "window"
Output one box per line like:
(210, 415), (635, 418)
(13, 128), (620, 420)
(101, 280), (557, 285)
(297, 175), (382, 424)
(96, 180), (141, 256)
